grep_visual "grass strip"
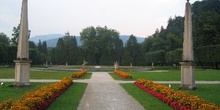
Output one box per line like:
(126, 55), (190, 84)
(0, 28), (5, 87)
(110, 70), (220, 81)
(121, 83), (174, 110)
(0, 68), (93, 79)
(47, 83), (87, 110)
(0, 82), (51, 102)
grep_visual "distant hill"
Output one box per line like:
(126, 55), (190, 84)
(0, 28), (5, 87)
(46, 36), (81, 47)
(29, 34), (145, 47)
(120, 35), (145, 46)
(29, 34), (63, 44)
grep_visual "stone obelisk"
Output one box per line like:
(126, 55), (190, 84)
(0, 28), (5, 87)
(179, 0), (196, 90)
(14, 0), (31, 87)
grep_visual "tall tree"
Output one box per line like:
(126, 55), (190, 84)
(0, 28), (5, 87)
(0, 33), (10, 64)
(54, 38), (65, 64)
(37, 40), (43, 53)
(125, 35), (144, 65)
(0, 33), (10, 45)
(29, 41), (36, 49)
(42, 41), (48, 56)
(193, 11), (220, 47)
(11, 24), (31, 46)
(80, 26), (121, 65)
(61, 32), (79, 65)
(11, 24), (20, 45)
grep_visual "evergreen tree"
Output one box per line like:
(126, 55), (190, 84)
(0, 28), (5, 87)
(42, 41), (48, 55)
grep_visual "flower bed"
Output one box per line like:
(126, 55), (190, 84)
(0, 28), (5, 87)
(135, 79), (220, 110)
(114, 70), (132, 79)
(0, 77), (73, 110)
(71, 70), (87, 78)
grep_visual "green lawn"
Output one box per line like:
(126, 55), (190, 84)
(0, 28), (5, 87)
(121, 84), (174, 110)
(0, 82), (52, 103)
(110, 70), (220, 81)
(0, 68), (14, 78)
(47, 83), (87, 110)
(0, 68), (92, 79)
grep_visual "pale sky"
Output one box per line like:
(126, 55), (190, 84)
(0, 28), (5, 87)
(0, 0), (199, 38)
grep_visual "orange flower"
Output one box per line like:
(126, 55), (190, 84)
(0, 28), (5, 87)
(0, 77), (73, 109)
(135, 78), (220, 110)
(71, 70), (87, 78)
(114, 70), (132, 79)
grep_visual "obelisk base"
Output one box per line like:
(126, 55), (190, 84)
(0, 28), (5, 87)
(179, 61), (197, 90)
(14, 60), (32, 87)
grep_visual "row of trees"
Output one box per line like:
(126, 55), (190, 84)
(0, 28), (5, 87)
(50, 27), (144, 66)
(0, 0), (219, 68)
(143, 0), (220, 68)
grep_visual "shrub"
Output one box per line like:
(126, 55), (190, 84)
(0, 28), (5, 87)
(71, 70), (87, 78)
(114, 70), (132, 79)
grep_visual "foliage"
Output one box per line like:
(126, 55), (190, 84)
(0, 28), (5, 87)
(124, 35), (145, 66)
(166, 48), (182, 65)
(10, 24), (20, 46)
(195, 45), (220, 69)
(145, 50), (166, 65)
(0, 33), (10, 45)
(29, 41), (36, 49)
(135, 79), (220, 110)
(0, 43), (9, 65)
(80, 26), (123, 65)
(51, 33), (78, 65)
(0, 33), (10, 65)
(141, 0), (220, 68)
(10, 24), (31, 46)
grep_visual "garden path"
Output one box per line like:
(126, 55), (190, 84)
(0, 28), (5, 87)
(77, 72), (145, 110)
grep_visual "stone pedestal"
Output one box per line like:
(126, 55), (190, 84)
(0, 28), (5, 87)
(14, 60), (32, 87)
(179, 61), (197, 90)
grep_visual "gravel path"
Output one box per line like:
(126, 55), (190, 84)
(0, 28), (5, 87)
(77, 72), (145, 110)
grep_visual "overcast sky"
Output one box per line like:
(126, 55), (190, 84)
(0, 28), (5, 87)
(0, 0), (199, 38)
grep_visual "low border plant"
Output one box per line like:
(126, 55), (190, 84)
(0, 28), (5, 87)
(135, 79), (220, 110)
(114, 70), (132, 79)
(0, 77), (73, 110)
(71, 70), (87, 78)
